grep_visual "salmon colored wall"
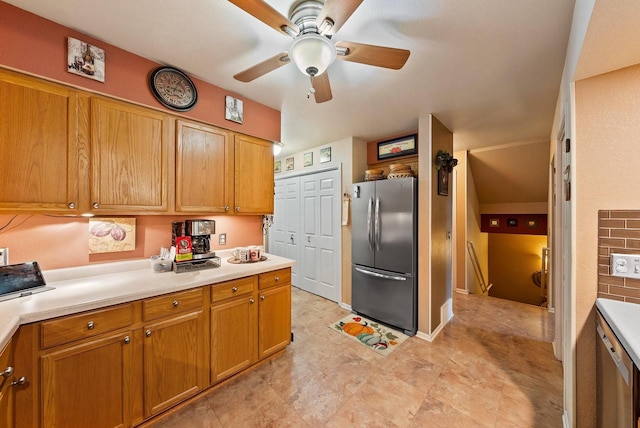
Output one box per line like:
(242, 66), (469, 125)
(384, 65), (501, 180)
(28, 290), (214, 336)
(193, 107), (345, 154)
(0, 214), (263, 270)
(0, 2), (280, 142)
(574, 63), (640, 427)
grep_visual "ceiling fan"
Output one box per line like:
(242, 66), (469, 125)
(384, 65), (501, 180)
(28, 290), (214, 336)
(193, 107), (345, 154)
(229, 0), (411, 103)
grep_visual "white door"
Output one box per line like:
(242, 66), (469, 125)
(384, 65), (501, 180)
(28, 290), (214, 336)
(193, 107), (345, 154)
(300, 169), (340, 301)
(270, 176), (300, 286)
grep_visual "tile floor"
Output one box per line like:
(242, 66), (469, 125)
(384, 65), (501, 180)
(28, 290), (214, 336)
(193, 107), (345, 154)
(149, 287), (563, 427)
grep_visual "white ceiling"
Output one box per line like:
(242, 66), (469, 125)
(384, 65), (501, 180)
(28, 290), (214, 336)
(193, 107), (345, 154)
(4, 0), (576, 158)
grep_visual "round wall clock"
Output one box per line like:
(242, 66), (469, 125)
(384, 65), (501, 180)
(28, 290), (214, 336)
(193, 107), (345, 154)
(149, 66), (198, 111)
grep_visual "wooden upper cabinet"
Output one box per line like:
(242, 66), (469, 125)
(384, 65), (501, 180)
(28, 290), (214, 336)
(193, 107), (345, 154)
(90, 97), (171, 213)
(233, 134), (274, 214)
(176, 120), (232, 213)
(0, 70), (83, 213)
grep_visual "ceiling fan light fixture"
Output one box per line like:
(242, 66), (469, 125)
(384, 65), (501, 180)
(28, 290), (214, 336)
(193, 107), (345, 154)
(289, 33), (336, 77)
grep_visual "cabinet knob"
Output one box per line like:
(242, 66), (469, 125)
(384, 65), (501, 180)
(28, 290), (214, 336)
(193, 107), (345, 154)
(123, 336), (130, 344)
(224, 206), (230, 212)
(1, 366), (13, 378)
(173, 300), (179, 307)
(145, 330), (152, 337)
(249, 298), (255, 304)
(274, 276), (280, 282)
(235, 206), (240, 212)
(232, 287), (238, 292)
(87, 321), (95, 330)
(68, 202), (75, 209)
(260, 295), (266, 301)
(11, 376), (26, 386)
(92, 202), (99, 209)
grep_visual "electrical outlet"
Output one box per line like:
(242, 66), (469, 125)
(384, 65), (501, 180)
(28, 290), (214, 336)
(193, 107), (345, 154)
(219, 233), (227, 245)
(0, 248), (8, 266)
(611, 253), (640, 278)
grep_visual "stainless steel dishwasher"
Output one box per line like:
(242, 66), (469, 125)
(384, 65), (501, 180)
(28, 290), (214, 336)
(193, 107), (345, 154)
(596, 310), (637, 427)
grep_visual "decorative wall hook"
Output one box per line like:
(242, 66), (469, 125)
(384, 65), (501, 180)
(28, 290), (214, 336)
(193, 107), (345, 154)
(435, 150), (458, 173)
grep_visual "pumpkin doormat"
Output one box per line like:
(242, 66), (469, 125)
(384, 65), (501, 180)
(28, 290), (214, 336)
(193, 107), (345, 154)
(329, 314), (409, 356)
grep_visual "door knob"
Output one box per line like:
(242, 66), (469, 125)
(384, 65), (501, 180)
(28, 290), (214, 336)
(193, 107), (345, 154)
(123, 336), (130, 344)
(11, 376), (26, 386)
(290, 234), (294, 243)
(87, 321), (95, 330)
(92, 202), (99, 209)
(1, 366), (13, 378)
(145, 330), (152, 337)
(173, 300), (179, 307)
(307, 236), (311, 243)
(68, 202), (76, 209)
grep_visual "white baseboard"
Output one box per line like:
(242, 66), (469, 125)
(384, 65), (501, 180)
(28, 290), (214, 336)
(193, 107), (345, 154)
(339, 302), (352, 311)
(414, 298), (453, 342)
(562, 411), (570, 428)
(455, 288), (469, 295)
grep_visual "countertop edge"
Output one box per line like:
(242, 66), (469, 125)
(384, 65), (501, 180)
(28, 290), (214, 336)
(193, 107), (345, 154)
(0, 254), (295, 352)
(596, 298), (640, 368)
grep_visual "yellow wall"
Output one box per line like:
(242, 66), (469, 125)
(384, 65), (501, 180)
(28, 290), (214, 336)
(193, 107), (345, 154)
(488, 233), (548, 305)
(574, 63), (640, 426)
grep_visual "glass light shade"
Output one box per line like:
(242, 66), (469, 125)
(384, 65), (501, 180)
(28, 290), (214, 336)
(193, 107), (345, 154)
(273, 143), (282, 156)
(288, 33), (336, 76)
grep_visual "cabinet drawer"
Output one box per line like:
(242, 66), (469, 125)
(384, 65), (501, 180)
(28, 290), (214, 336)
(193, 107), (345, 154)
(211, 276), (255, 303)
(258, 268), (291, 290)
(41, 304), (133, 349)
(143, 288), (203, 321)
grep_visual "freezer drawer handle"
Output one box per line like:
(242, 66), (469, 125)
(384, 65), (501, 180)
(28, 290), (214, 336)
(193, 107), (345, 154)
(355, 267), (407, 281)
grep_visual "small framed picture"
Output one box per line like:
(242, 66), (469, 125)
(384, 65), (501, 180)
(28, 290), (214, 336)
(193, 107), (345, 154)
(303, 152), (313, 167)
(67, 37), (105, 83)
(320, 147), (331, 163)
(286, 157), (294, 171)
(527, 219), (538, 228)
(377, 134), (417, 161)
(225, 95), (243, 124)
(490, 219), (500, 227)
(274, 160), (281, 173)
(437, 169), (449, 196)
(507, 218), (518, 227)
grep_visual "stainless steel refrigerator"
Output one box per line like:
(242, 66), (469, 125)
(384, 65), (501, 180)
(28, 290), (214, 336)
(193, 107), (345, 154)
(351, 177), (417, 335)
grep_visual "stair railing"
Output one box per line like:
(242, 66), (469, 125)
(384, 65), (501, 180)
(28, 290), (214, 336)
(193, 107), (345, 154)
(466, 241), (492, 294)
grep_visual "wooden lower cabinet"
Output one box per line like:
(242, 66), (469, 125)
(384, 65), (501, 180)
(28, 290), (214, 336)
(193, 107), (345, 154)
(142, 310), (207, 418)
(258, 284), (292, 359)
(40, 331), (135, 428)
(210, 283), (257, 383)
(11, 269), (291, 428)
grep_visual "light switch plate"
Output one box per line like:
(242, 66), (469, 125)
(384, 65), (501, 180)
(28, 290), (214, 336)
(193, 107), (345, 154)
(219, 233), (226, 245)
(0, 248), (8, 266)
(611, 253), (640, 278)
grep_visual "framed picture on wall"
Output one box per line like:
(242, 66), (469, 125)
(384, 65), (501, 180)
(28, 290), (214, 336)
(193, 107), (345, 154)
(437, 169), (449, 196)
(67, 37), (105, 83)
(274, 160), (281, 173)
(303, 152), (313, 167)
(286, 157), (294, 171)
(320, 147), (331, 163)
(377, 134), (417, 160)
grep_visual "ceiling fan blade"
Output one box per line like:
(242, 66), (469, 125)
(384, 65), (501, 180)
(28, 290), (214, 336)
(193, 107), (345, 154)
(312, 72), (332, 103)
(228, 0), (299, 37)
(336, 41), (410, 70)
(316, 0), (364, 35)
(234, 52), (291, 82)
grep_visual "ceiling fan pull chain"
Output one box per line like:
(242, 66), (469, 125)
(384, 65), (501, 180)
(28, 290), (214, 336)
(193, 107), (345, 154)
(307, 75), (316, 99)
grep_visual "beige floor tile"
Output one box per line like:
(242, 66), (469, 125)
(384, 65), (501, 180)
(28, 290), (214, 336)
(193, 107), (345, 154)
(355, 373), (426, 427)
(325, 395), (399, 428)
(148, 399), (222, 428)
(410, 395), (488, 428)
(285, 372), (352, 426)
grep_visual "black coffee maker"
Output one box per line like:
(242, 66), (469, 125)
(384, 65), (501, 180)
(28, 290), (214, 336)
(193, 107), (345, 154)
(172, 220), (216, 260)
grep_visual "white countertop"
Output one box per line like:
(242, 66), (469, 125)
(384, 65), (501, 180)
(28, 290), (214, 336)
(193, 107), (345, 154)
(0, 251), (295, 351)
(596, 298), (640, 368)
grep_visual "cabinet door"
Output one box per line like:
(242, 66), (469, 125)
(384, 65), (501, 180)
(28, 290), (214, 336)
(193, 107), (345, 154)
(258, 284), (291, 359)
(40, 331), (134, 428)
(210, 295), (257, 383)
(176, 120), (232, 213)
(90, 97), (171, 212)
(0, 339), (13, 428)
(143, 311), (207, 417)
(233, 134), (274, 214)
(0, 70), (81, 213)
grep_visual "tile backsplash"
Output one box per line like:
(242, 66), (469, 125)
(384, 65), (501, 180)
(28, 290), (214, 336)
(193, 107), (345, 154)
(598, 210), (640, 304)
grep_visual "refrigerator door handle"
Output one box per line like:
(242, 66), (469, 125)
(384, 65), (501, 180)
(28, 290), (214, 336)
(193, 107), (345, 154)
(367, 197), (374, 250)
(374, 197), (381, 251)
(355, 267), (407, 281)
